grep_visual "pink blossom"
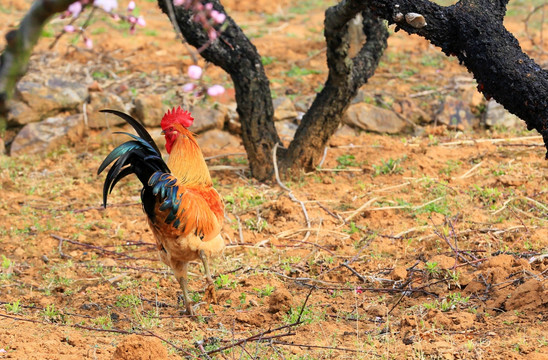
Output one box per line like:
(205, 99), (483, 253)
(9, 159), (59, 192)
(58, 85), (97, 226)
(85, 37), (93, 49)
(355, 286), (363, 295)
(205, 3), (213, 11)
(207, 85), (225, 97)
(210, 10), (226, 24)
(173, 0), (185, 6)
(182, 83), (196, 92)
(208, 28), (218, 40)
(137, 15), (146, 26)
(64, 25), (76, 33)
(128, 15), (137, 23)
(94, 0), (118, 12)
(187, 65), (202, 80)
(68, 1), (82, 17)
(127, 0), (135, 11)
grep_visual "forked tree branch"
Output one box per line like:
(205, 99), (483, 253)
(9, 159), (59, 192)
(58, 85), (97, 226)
(357, 0), (548, 156)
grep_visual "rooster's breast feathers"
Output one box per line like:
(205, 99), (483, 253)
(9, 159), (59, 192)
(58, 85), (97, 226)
(148, 172), (224, 242)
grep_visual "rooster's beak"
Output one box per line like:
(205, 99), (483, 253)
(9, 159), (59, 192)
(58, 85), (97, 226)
(161, 130), (165, 135)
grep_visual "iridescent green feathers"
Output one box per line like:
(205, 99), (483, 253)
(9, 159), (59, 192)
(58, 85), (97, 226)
(98, 110), (177, 224)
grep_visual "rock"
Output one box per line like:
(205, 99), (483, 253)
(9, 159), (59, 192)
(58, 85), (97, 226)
(10, 114), (84, 156)
(435, 96), (477, 130)
(16, 77), (87, 116)
(393, 98), (431, 124)
(343, 103), (409, 134)
(483, 99), (525, 129)
(112, 334), (168, 360)
(133, 94), (165, 127)
(86, 92), (126, 129)
(196, 129), (241, 150)
(335, 124), (359, 136)
(275, 120), (298, 141)
(7, 100), (40, 126)
(188, 106), (226, 134)
(273, 97), (298, 121)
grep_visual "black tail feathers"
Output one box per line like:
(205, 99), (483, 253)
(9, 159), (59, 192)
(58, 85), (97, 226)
(97, 110), (169, 209)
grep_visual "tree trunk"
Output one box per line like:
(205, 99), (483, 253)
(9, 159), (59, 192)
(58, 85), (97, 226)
(157, 0), (280, 181)
(280, 6), (388, 173)
(158, 0), (388, 180)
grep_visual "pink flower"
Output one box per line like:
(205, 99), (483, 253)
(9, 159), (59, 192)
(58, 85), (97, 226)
(64, 25), (76, 33)
(68, 1), (82, 17)
(205, 2), (213, 10)
(85, 37), (93, 49)
(137, 15), (146, 26)
(127, 0), (135, 11)
(187, 65), (202, 80)
(94, 0), (118, 12)
(355, 286), (363, 295)
(210, 10), (226, 24)
(207, 85), (225, 97)
(182, 83), (196, 92)
(208, 28), (218, 40)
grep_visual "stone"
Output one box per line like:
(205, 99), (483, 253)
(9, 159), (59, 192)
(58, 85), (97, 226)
(86, 92), (126, 129)
(275, 120), (298, 141)
(435, 96), (477, 130)
(133, 94), (165, 127)
(343, 103), (409, 134)
(188, 106), (227, 133)
(484, 99), (525, 129)
(196, 129), (241, 150)
(273, 97), (298, 121)
(10, 114), (85, 156)
(16, 77), (88, 115)
(7, 100), (40, 126)
(393, 98), (431, 125)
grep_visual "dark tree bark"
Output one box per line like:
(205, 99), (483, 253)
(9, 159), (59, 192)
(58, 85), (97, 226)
(280, 6), (388, 172)
(158, 0), (388, 180)
(359, 0), (548, 157)
(157, 0), (280, 181)
(160, 0), (548, 181)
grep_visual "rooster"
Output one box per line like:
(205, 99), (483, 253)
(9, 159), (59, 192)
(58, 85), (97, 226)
(98, 107), (224, 315)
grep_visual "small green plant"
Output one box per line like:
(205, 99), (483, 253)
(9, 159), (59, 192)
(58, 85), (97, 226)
(239, 292), (247, 305)
(0, 255), (14, 280)
(92, 315), (113, 330)
(343, 221), (361, 235)
(372, 157), (405, 176)
(254, 284), (275, 298)
(425, 261), (440, 276)
(41, 304), (64, 323)
(214, 274), (236, 290)
(115, 294), (142, 308)
(5, 300), (22, 314)
(336, 154), (359, 169)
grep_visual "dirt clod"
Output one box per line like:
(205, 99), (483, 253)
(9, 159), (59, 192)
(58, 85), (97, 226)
(112, 335), (168, 360)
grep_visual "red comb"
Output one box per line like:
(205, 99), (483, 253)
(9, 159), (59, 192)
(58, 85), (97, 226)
(161, 106), (194, 129)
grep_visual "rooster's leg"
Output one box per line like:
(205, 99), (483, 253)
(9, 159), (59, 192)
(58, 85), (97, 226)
(174, 262), (195, 316)
(199, 250), (218, 304)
